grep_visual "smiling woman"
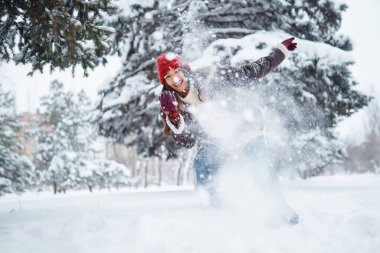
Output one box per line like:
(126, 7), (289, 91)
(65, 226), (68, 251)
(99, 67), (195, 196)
(155, 38), (299, 221)
(164, 68), (188, 92)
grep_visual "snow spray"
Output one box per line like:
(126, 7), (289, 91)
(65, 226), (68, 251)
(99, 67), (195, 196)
(189, 87), (298, 225)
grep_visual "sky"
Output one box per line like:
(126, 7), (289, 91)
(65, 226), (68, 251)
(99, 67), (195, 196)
(338, 0), (380, 93)
(0, 53), (123, 113)
(335, 0), (380, 144)
(0, 0), (379, 143)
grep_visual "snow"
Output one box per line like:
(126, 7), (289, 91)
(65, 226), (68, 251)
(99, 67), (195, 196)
(12, 52), (24, 61)
(1, 174), (379, 253)
(302, 90), (317, 102)
(189, 30), (353, 70)
(0, 177), (11, 187)
(100, 41), (109, 49)
(101, 73), (154, 111)
(94, 26), (116, 33)
(117, 0), (156, 18)
(70, 18), (81, 27)
(189, 95), (266, 154)
(165, 52), (177, 61)
(101, 109), (122, 121)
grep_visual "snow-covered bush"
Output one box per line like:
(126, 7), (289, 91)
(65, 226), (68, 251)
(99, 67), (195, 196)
(47, 151), (133, 193)
(33, 81), (97, 186)
(0, 84), (35, 196)
(93, 159), (132, 190)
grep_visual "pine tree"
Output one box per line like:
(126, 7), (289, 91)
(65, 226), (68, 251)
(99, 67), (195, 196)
(0, 0), (118, 76)
(33, 80), (97, 190)
(95, 0), (369, 177)
(34, 80), (133, 192)
(0, 83), (34, 196)
(95, 1), (186, 158)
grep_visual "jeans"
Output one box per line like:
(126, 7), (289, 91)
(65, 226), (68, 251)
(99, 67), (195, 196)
(193, 143), (226, 185)
(193, 136), (267, 186)
(243, 135), (267, 158)
(193, 136), (298, 222)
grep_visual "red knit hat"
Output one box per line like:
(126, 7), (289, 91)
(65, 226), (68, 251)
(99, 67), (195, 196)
(156, 53), (186, 85)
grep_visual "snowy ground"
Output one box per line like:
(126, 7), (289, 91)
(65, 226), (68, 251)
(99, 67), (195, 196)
(1, 174), (379, 253)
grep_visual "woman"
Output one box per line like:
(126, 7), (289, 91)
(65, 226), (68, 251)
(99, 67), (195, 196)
(157, 38), (299, 221)
(158, 36), (296, 179)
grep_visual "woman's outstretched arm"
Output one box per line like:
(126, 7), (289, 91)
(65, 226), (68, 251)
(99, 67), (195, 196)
(217, 37), (296, 83)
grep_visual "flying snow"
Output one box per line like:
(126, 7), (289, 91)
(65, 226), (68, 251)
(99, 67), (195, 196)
(172, 76), (180, 83)
(165, 52), (177, 60)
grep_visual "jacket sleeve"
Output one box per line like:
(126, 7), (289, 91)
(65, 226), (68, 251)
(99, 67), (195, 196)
(217, 44), (289, 83)
(170, 113), (198, 149)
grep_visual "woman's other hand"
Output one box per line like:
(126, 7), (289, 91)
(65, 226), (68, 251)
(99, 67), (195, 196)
(282, 37), (297, 51)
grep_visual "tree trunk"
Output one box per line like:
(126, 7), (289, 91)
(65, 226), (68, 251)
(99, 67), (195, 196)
(176, 163), (182, 186)
(182, 149), (194, 185)
(158, 159), (162, 187)
(144, 160), (148, 188)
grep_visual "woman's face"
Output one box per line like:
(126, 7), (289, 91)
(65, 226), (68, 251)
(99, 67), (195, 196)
(164, 68), (188, 93)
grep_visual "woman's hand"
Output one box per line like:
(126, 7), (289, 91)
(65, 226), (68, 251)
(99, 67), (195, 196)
(282, 37), (297, 51)
(159, 91), (180, 121)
